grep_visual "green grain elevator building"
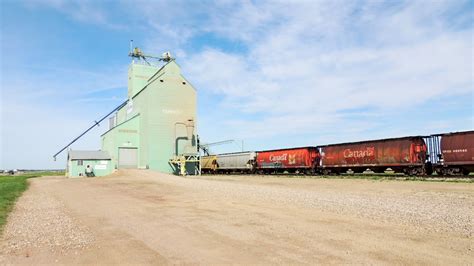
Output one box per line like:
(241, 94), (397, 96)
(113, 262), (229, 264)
(101, 51), (198, 174)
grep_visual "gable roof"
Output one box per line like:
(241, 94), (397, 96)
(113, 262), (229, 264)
(68, 150), (111, 160)
(131, 60), (195, 100)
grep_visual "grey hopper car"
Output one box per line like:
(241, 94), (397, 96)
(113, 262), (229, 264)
(216, 151), (257, 173)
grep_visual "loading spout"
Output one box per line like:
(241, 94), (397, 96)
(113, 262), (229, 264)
(52, 99), (129, 160)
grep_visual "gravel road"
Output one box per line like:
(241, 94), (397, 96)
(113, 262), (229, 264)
(1, 170), (472, 264)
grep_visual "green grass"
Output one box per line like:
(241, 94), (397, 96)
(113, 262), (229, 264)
(0, 171), (64, 232)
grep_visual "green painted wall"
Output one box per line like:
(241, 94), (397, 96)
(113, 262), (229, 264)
(102, 114), (140, 169)
(68, 159), (112, 177)
(139, 61), (197, 172)
(128, 64), (160, 98)
(102, 60), (198, 174)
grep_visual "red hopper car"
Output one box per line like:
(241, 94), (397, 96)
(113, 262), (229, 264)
(436, 131), (474, 175)
(256, 147), (320, 174)
(320, 137), (429, 175)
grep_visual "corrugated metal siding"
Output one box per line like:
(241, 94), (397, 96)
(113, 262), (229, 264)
(68, 150), (111, 160)
(118, 148), (138, 168)
(441, 131), (474, 165)
(102, 60), (198, 173)
(128, 64), (160, 98)
(201, 156), (217, 170)
(321, 138), (426, 167)
(256, 148), (318, 169)
(101, 114), (140, 169)
(139, 61), (197, 173)
(216, 152), (256, 170)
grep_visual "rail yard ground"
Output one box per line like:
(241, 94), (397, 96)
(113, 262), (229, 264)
(0, 170), (472, 264)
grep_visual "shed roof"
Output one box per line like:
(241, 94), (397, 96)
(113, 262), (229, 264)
(68, 150), (111, 160)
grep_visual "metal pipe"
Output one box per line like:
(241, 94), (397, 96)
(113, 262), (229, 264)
(174, 122), (187, 156)
(53, 99), (128, 160)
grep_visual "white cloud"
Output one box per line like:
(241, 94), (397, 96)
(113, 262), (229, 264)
(72, 0), (470, 147)
(2, 0), (472, 168)
(21, 0), (126, 29)
(180, 0), (472, 145)
(0, 63), (128, 169)
(1, 100), (105, 169)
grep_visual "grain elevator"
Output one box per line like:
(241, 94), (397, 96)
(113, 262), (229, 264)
(100, 49), (199, 174)
(55, 47), (199, 176)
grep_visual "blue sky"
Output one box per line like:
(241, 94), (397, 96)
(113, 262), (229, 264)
(0, 0), (473, 169)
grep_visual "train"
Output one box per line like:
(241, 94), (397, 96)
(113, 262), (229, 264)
(200, 131), (474, 176)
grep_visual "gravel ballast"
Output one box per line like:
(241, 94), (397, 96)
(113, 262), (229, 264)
(0, 170), (472, 264)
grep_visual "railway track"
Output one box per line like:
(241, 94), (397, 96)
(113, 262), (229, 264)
(201, 172), (474, 180)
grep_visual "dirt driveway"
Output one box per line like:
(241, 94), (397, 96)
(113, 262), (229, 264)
(1, 170), (473, 264)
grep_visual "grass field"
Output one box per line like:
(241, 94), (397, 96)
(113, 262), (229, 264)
(0, 172), (64, 232)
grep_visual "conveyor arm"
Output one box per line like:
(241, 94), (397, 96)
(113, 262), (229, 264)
(53, 99), (128, 160)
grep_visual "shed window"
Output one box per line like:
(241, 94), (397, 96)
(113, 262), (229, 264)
(77, 160), (83, 166)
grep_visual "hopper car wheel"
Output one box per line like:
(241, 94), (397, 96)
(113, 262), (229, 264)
(404, 168), (420, 176)
(462, 169), (470, 176)
(441, 168), (450, 176)
(444, 168), (456, 176)
(425, 162), (433, 175)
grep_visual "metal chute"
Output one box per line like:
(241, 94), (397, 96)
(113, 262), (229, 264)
(52, 99), (128, 161)
(199, 140), (235, 156)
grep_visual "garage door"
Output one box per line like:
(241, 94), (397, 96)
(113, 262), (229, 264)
(118, 148), (138, 168)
